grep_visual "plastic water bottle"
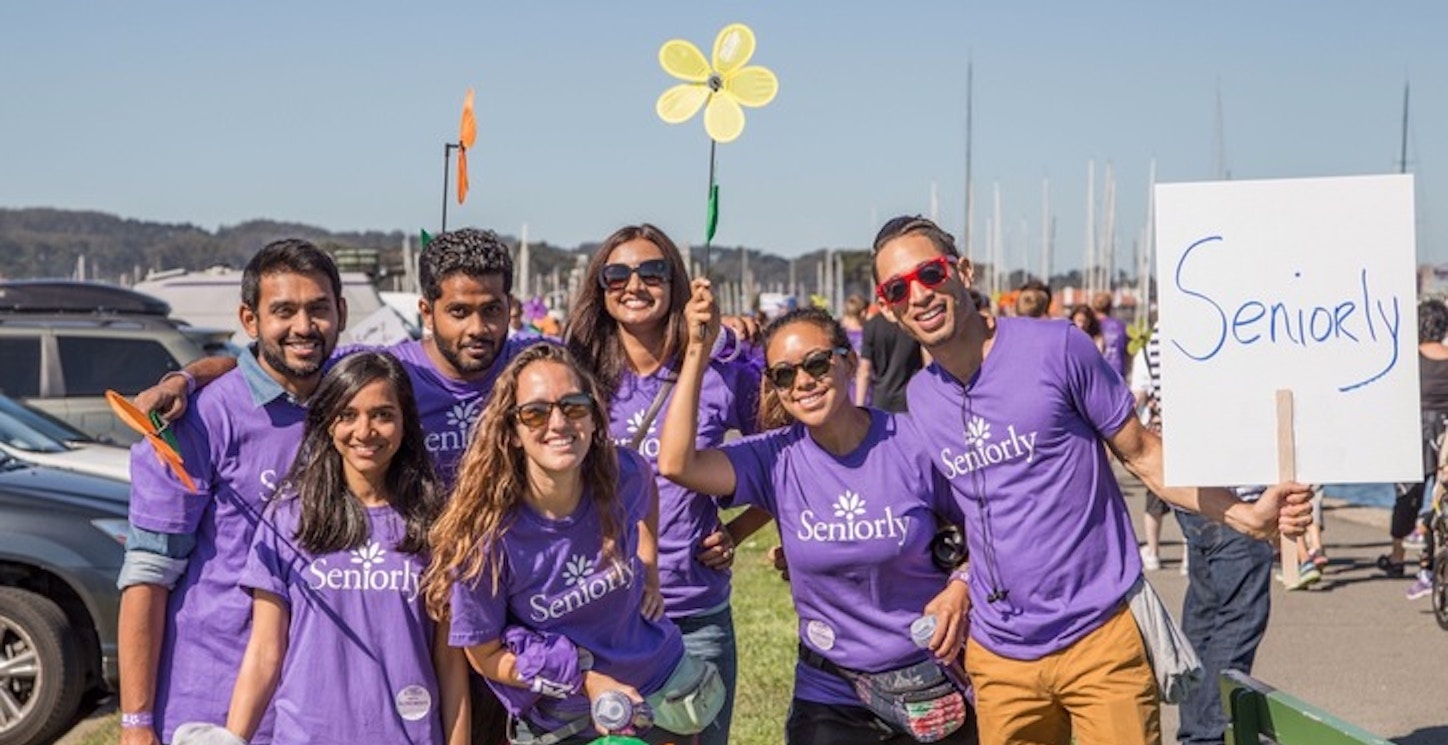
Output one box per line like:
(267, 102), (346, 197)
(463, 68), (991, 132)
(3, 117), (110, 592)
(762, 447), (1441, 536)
(591, 690), (653, 735)
(911, 614), (971, 691)
(909, 614), (940, 649)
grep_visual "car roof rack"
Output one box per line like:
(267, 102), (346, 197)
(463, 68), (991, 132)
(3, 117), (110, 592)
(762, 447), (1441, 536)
(0, 280), (172, 316)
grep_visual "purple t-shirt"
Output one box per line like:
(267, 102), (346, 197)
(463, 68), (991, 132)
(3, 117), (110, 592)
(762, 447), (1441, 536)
(384, 336), (537, 486)
(1099, 314), (1129, 379)
(905, 316), (1139, 660)
(241, 499), (441, 745)
(609, 358), (759, 617)
(127, 355), (305, 743)
(448, 449), (684, 728)
(720, 409), (962, 705)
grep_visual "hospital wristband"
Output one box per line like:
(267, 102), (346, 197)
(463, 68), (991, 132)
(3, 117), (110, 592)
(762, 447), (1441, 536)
(120, 711), (154, 729)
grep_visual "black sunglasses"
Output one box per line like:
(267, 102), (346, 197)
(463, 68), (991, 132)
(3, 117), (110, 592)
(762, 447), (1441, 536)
(599, 259), (671, 290)
(512, 392), (595, 430)
(765, 347), (849, 389)
(876, 256), (952, 304)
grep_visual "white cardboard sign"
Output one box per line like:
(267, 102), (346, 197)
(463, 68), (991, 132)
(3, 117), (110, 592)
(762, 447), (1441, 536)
(1154, 174), (1419, 486)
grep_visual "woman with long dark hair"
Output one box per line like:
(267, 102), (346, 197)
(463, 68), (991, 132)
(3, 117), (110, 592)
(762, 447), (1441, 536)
(564, 224), (767, 745)
(221, 351), (468, 745)
(424, 343), (723, 744)
(659, 281), (977, 745)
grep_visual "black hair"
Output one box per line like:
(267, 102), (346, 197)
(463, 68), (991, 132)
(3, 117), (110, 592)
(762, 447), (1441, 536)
(756, 307), (853, 430)
(870, 215), (961, 281)
(241, 238), (342, 311)
(419, 228), (514, 301)
(285, 351), (441, 555)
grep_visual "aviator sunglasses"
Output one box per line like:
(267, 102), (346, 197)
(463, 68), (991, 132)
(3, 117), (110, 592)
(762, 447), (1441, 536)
(512, 392), (596, 430)
(875, 256), (952, 304)
(599, 259), (671, 290)
(765, 347), (849, 389)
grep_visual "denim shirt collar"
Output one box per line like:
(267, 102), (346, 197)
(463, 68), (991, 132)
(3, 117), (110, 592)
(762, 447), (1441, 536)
(238, 345), (305, 409)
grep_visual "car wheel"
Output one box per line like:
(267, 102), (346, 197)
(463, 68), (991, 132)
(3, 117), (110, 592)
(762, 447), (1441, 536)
(0, 587), (85, 745)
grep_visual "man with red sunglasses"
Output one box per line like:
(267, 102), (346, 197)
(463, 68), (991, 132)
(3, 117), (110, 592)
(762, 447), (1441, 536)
(868, 215), (1315, 745)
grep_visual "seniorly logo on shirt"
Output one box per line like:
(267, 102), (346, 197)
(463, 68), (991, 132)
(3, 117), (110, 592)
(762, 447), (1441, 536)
(796, 490), (911, 547)
(616, 408), (660, 458)
(307, 541), (422, 602)
(528, 552), (637, 622)
(938, 414), (1038, 479)
(425, 394), (484, 460)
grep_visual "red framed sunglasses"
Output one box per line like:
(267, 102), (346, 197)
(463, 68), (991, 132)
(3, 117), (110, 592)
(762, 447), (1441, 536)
(876, 256), (952, 304)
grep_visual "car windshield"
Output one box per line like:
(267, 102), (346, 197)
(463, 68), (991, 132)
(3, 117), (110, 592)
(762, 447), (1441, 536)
(0, 394), (85, 453)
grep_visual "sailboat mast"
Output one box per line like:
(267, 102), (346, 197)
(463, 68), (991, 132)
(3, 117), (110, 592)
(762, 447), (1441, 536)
(1399, 81), (1410, 174)
(1085, 160), (1096, 297)
(964, 59), (974, 257)
(1040, 177), (1050, 284)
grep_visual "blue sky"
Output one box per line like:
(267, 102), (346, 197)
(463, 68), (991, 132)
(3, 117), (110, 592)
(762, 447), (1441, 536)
(2, 2), (1443, 271)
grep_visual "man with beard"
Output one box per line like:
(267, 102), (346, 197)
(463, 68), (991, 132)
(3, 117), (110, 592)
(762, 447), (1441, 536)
(118, 239), (346, 745)
(868, 215), (1314, 745)
(384, 228), (536, 484)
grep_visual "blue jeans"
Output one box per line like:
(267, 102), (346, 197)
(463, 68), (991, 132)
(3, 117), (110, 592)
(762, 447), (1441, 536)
(1173, 512), (1274, 745)
(674, 605), (737, 745)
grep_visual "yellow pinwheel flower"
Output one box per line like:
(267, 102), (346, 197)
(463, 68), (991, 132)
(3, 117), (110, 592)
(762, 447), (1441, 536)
(656, 23), (778, 144)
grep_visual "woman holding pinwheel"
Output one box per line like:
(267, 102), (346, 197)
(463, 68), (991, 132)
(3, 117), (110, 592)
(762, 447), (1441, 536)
(659, 279), (977, 745)
(564, 224), (767, 745)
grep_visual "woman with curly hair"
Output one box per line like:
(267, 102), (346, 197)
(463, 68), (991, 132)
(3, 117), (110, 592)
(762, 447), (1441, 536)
(424, 343), (723, 744)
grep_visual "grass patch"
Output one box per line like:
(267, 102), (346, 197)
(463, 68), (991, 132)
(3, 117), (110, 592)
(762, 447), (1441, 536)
(725, 513), (797, 745)
(69, 712), (118, 745)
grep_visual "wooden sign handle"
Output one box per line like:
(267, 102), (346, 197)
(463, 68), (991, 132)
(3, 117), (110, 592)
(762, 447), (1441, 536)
(1277, 389), (1300, 587)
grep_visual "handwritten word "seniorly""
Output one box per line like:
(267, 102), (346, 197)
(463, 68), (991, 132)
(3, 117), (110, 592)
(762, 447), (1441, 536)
(1172, 235), (1402, 393)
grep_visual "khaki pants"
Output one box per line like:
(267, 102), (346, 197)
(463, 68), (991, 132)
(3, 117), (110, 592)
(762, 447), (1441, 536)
(966, 604), (1160, 745)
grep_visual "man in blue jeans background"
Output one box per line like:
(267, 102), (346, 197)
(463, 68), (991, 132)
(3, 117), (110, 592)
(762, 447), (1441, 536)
(1173, 492), (1274, 745)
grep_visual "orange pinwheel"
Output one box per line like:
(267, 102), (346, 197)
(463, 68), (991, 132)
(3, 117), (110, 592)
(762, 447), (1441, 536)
(106, 390), (197, 493)
(457, 89), (477, 204)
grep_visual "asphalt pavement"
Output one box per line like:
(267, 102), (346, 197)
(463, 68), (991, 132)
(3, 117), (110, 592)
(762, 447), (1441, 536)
(1117, 466), (1448, 745)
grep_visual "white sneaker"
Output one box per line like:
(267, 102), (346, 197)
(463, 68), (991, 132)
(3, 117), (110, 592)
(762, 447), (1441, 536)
(1140, 547), (1162, 571)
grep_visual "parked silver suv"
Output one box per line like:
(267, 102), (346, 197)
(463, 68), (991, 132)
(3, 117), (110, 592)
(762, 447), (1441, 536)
(0, 281), (211, 444)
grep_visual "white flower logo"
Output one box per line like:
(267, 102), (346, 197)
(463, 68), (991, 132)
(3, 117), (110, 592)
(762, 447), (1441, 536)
(350, 542), (386, 571)
(625, 409), (657, 438)
(896, 670), (928, 687)
(562, 554), (596, 587)
(445, 397), (483, 431)
(964, 416), (992, 447)
(832, 491), (866, 521)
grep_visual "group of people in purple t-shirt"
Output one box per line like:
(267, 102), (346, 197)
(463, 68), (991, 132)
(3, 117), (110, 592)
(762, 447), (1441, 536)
(117, 217), (1316, 745)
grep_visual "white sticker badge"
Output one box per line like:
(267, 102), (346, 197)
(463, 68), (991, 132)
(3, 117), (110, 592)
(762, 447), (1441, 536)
(804, 619), (836, 651)
(395, 684), (432, 721)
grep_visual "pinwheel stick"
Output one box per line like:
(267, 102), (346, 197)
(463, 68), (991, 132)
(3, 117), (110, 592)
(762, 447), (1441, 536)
(703, 139), (719, 276)
(441, 143), (460, 233)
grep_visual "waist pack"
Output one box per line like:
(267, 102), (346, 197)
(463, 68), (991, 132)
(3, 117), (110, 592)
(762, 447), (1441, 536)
(800, 645), (968, 743)
(646, 652), (725, 736)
